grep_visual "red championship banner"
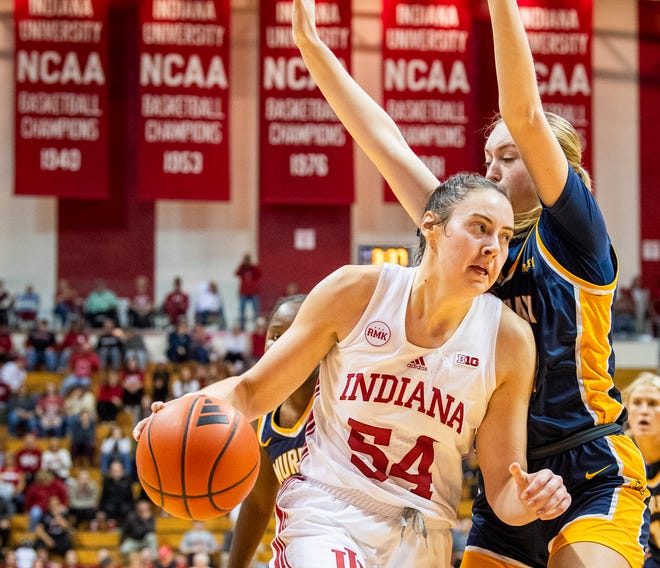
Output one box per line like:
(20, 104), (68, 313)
(14, 0), (110, 198)
(519, 0), (593, 174)
(382, 0), (476, 201)
(259, 0), (353, 204)
(137, 0), (230, 200)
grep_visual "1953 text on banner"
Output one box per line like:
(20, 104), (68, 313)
(137, 0), (230, 200)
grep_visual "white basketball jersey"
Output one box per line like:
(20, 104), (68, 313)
(299, 263), (502, 525)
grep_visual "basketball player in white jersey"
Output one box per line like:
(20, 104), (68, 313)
(135, 173), (571, 567)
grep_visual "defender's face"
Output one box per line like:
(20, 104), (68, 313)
(265, 302), (300, 351)
(484, 122), (540, 215)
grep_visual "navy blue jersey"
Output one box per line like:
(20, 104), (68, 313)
(257, 397), (313, 484)
(492, 165), (624, 449)
(647, 459), (660, 566)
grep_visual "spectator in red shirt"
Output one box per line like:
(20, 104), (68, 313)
(96, 370), (124, 423)
(15, 432), (43, 484)
(0, 380), (10, 422)
(25, 469), (68, 531)
(60, 342), (100, 395)
(235, 253), (262, 331)
(57, 319), (89, 372)
(62, 549), (84, 568)
(249, 315), (267, 367)
(162, 277), (189, 328)
(0, 324), (14, 365)
(35, 382), (66, 438)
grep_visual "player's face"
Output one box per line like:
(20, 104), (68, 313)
(626, 384), (660, 440)
(434, 189), (514, 293)
(484, 122), (540, 215)
(266, 302), (301, 351)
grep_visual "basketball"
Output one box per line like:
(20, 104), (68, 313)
(136, 394), (260, 520)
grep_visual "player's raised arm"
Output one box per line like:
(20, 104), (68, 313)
(487, 0), (568, 206)
(292, 0), (437, 222)
(476, 307), (571, 525)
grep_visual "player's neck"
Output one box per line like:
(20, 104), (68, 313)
(407, 279), (473, 348)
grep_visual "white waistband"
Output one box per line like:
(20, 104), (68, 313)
(303, 477), (452, 531)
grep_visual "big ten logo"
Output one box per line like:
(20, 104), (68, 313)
(163, 150), (204, 174)
(289, 153), (328, 177)
(455, 353), (479, 367)
(364, 321), (391, 347)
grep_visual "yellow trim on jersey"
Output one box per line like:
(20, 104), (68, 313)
(534, 230), (623, 424)
(461, 548), (533, 568)
(256, 414), (268, 448)
(498, 226), (536, 287)
(576, 286), (623, 423)
(534, 230), (617, 293)
(268, 395), (314, 436)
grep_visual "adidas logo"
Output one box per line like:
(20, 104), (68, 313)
(407, 356), (428, 371)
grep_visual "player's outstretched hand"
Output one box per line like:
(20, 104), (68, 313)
(292, 0), (319, 45)
(132, 400), (166, 441)
(509, 462), (571, 520)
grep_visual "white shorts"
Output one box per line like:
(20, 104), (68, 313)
(269, 477), (452, 568)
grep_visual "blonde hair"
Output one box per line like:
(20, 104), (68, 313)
(488, 111), (592, 235)
(513, 206), (542, 239)
(622, 371), (660, 407)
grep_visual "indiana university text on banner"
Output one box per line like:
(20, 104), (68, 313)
(14, 0), (110, 198)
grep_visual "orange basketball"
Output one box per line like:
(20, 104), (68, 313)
(136, 394), (260, 520)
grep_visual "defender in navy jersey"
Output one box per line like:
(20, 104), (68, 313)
(623, 374), (660, 568)
(227, 295), (317, 568)
(287, 0), (649, 564)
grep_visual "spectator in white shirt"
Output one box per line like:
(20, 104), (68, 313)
(222, 324), (249, 374)
(171, 365), (200, 399)
(0, 358), (27, 393)
(41, 437), (72, 480)
(194, 281), (226, 330)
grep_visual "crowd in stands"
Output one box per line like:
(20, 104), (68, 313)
(0, 273), (270, 568)
(0, 254), (263, 335)
(613, 274), (660, 340)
